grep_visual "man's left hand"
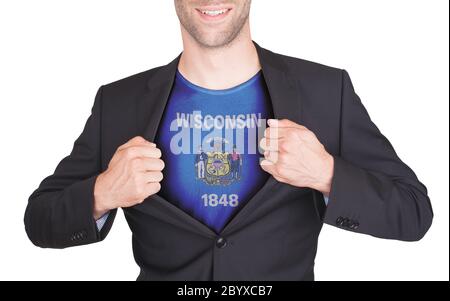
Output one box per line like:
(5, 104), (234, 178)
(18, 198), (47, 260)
(260, 119), (334, 197)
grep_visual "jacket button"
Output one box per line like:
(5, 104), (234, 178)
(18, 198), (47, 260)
(353, 222), (360, 230)
(336, 217), (344, 226)
(216, 237), (228, 249)
(342, 218), (350, 227)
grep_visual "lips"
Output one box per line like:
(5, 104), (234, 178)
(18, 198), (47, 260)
(198, 8), (230, 16)
(195, 6), (232, 21)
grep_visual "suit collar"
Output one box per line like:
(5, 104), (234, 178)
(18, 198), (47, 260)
(254, 41), (303, 122)
(136, 41), (303, 236)
(140, 41), (302, 143)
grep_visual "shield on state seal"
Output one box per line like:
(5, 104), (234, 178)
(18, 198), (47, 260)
(204, 152), (231, 185)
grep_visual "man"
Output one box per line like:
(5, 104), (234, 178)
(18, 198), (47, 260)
(229, 145), (242, 180)
(195, 146), (206, 179)
(24, 0), (433, 281)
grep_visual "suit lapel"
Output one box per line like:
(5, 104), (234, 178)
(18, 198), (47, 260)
(136, 54), (181, 143)
(134, 42), (303, 237)
(254, 42), (303, 122)
(134, 54), (219, 237)
(221, 42), (303, 234)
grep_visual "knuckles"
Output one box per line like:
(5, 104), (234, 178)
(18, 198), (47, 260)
(284, 129), (298, 141)
(130, 157), (142, 170)
(277, 141), (289, 153)
(133, 136), (146, 143)
(124, 148), (137, 160)
(297, 128), (315, 141)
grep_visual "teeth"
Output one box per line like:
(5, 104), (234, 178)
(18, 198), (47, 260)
(201, 9), (228, 16)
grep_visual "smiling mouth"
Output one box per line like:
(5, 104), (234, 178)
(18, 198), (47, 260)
(198, 8), (230, 16)
(195, 7), (232, 21)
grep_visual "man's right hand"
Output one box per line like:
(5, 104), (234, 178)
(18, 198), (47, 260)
(93, 136), (165, 220)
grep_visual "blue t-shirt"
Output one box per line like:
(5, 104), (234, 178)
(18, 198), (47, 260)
(155, 70), (274, 233)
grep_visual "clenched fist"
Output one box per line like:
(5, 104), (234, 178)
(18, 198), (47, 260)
(93, 136), (165, 219)
(260, 119), (334, 197)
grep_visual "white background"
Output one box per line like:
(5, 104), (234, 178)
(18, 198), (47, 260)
(0, 0), (448, 281)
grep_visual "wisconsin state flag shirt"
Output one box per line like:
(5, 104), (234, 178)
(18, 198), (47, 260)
(155, 69), (274, 233)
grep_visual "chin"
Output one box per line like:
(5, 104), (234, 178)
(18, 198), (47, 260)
(194, 30), (233, 47)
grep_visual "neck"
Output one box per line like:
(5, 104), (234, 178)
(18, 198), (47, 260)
(178, 24), (261, 90)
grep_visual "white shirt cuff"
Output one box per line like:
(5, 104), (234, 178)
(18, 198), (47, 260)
(95, 212), (110, 231)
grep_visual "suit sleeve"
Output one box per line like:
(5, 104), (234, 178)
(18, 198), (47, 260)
(24, 87), (117, 249)
(323, 70), (433, 241)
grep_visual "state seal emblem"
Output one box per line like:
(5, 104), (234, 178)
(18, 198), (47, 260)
(194, 138), (243, 186)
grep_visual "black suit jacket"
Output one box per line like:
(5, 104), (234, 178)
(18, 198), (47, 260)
(24, 42), (433, 281)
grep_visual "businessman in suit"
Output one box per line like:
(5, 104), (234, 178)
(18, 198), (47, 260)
(25, 0), (433, 280)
